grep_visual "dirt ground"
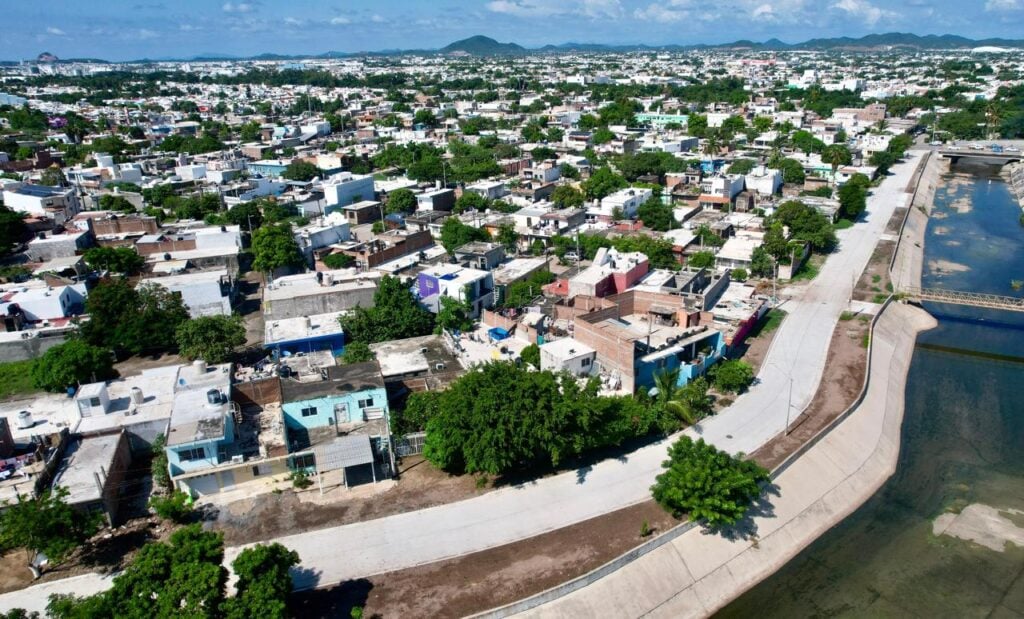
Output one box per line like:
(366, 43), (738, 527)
(852, 207), (906, 303)
(209, 455), (488, 546)
(291, 500), (676, 619)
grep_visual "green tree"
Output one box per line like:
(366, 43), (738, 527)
(636, 196), (674, 231)
(252, 223), (304, 273)
(773, 200), (837, 251)
(551, 184), (584, 209)
(730, 268), (748, 282)
(726, 158), (756, 175)
(31, 340), (115, 392)
(175, 315), (246, 363)
(439, 217), (489, 254)
(710, 360), (755, 394)
(83, 246), (144, 274)
(80, 279), (190, 356)
(435, 295), (474, 334)
(750, 246), (774, 278)
(0, 204), (28, 256)
(497, 223), (519, 252)
(385, 188), (417, 214)
(502, 270), (553, 308)
(591, 127), (615, 145)
(651, 436), (769, 526)
(663, 377), (713, 426)
(98, 194), (136, 213)
(686, 114), (708, 138)
(688, 250), (716, 269)
(339, 341), (374, 364)
(339, 275), (435, 344)
(838, 174), (870, 220)
(322, 252), (354, 269)
(454, 191), (488, 213)
(223, 544), (301, 619)
(777, 158), (806, 185)
(0, 488), (99, 578)
(148, 491), (192, 523)
(282, 160), (319, 182)
(869, 150), (897, 175)
(581, 167), (627, 200)
(151, 434), (171, 491)
(39, 167), (66, 187)
(224, 201), (264, 231)
(520, 343), (540, 369)
(391, 390), (441, 436)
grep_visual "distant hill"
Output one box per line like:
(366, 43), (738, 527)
(440, 35), (526, 55)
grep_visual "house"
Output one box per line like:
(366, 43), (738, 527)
(492, 257), (549, 305)
(453, 241), (505, 271)
(265, 311), (347, 357)
(0, 281), (87, 324)
(539, 338), (596, 377)
(465, 180), (508, 200)
(590, 187), (652, 221)
(550, 247), (648, 300)
(3, 184), (82, 225)
(744, 166), (783, 196)
(416, 264), (494, 318)
(263, 270), (379, 320)
(280, 362), (388, 451)
(138, 224), (243, 272)
(416, 188), (456, 212)
(51, 432), (131, 525)
(335, 200), (382, 225)
(164, 361), (236, 481)
(320, 228), (435, 270)
(26, 231), (92, 262)
(715, 231), (764, 271)
(143, 269), (234, 318)
(321, 172), (375, 209)
(293, 215), (351, 264)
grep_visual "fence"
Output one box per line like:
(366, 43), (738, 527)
(394, 431), (426, 458)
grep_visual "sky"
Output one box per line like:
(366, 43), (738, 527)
(3, 0), (1024, 61)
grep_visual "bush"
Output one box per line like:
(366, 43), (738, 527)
(339, 341), (374, 364)
(291, 470), (312, 490)
(730, 268), (748, 282)
(322, 253), (354, 269)
(151, 435), (171, 491)
(710, 360), (755, 394)
(175, 316), (246, 364)
(520, 343), (540, 369)
(149, 491), (192, 523)
(32, 340), (115, 393)
(651, 436), (769, 526)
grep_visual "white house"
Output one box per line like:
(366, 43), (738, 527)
(744, 166), (783, 196)
(321, 172), (374, 209)
(539, 338), (596, 377)
(591, 187), (653, 221)
(3, 185), (81, 225)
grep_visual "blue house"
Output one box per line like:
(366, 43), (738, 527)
(635, 328), (727, 394)
(164, 362), (237, 478)
(264, 312), (347, 357)
(279, 361), (389, 451)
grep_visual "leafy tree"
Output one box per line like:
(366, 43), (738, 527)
(40, 167), (66, 187)
(282, 160), (319, 182)
(502, 270), (553, 309)
(339, 341), (374, 364)
(223, 544), (301, 619)
(773, 200), (837, 252)
(496, 223), (519, 252)
(662, 376), (713, 426)
(520, 343), (540, 369)
(551, 184), (584, 209)
(148, 491), (192, 523)
(869, 150), (897, 175)
(0, 205), (27, 256)
(688, 250), (716, 269)
(591, 127), (615, 145)
(413, 109), (437, 128)
(686, 114), (708, 138)
(581, 167), (627, 200)
(0, 488), (100, 578)
(730, 268), (748, 282)
(340, 275), (435, 344)
(151, 434), (171, 491)
(823, 144), (852, 181)
(175, 315), (246, 363)
(31, 340), (115, 392)
(322, 252), (354, 269)
(454, 191), (488, 213)
(98, 194), (136, 213)
(252, 223), (304, 273)
(749, 246), (774, 278)
(80, 279), (190, 356)
(791, 130), (824, 155)
(435, 295), (474, 334)
(726, 158), (756, 175)
(391, 390), (441, 436)
(777, 158), (806, 185)
(710, 360), (755, 394)
(386, 187), (417, 214)
(838, 174), (870, 220)
(83, 246), (144, 274)
(651, 436), (769, 526)
(225, 201), (264, 231)
(636, 196), (674, 231)
(439, 217), (489, 254)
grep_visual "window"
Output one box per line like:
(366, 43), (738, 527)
(178, 447), (206, 462)
(88, 397), (101, 407)
(358, 397), (374, 409)
(301, 407), (317, 417)
(291, 454), (315, 470)
(581, 357), (591, 367)
(252, 463), (272, 477)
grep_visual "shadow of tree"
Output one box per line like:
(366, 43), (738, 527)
(704, 483), (781, 542)
(291, 577), (373, 617)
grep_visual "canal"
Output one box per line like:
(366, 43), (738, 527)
(718, 161), (1024, 618)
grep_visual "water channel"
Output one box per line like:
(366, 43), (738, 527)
(719, 161), (1024, 618)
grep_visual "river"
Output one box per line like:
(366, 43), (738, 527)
(718, 161), (1024, 618)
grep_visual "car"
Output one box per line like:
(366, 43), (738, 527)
(930, 141), (943, 146)
(1006, 146), (1021, 153)
(969, 143), (984, 150)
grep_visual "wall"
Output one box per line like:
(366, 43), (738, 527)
(232, 377), (283, 408)
(264, 287), (377, 320)
(166, 414), (235, 476)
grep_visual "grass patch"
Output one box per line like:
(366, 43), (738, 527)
(839, 311), (858, 321)
(871, 274), (881, 283)
(0, 360), (38, 399)
(750, 309), (788, 338)
(873, 294), (889, 303)
(861, 333), (871, 348)
(789, 258), (821, 282)
(834, 218), (855, 230)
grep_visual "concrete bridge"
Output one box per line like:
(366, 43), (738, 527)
(937, 149), (1022, 166)
(901, 286), (1024, 312)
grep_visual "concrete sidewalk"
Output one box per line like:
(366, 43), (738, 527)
(513, 302), (937, 618)
(0, 572), (117, 616)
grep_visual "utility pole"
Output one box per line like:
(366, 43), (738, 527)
(785, 376), (794, 435)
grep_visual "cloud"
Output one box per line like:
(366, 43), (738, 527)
(46, 26), (67, 36)
(222, 2), (256, 13)
(985, 0), (1021, 10)
(831, 0), (894, 25)
(329, 16), (352, 25)
(370, 14), (387, 23)
(487, 0), (621, 19)
(633, 1), (692, 22)
(284, 16), (304, 26)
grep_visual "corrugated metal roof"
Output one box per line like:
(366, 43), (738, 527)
(313, 435), (374, 471)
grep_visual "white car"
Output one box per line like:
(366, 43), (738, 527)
(1006, 146), (1021, 153)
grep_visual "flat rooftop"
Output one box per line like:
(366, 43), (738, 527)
(370, 334), (460, 378)
(52, 433), (123, 506)
(167, 362), (232, 447)
(264, 270), (379, 303)
(280, 362), (384, 403)
(265, 311), (345, 345)
(492, 257), (548, 286)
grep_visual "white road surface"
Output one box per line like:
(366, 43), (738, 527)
(0, 153), (921, 613)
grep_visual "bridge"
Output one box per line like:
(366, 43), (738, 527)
(937, 149), (1022, 166)
(900, 286), (1024, 312)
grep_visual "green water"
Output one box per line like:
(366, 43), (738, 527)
(719, 163), (1024, 618)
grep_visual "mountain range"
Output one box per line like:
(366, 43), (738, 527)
(28, 32), (1024, 64)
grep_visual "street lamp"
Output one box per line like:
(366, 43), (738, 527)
(764, 359), (795, 436)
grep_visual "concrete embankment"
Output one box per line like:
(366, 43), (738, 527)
(502, 302), (936, 619)
(891, 151), (937, 290)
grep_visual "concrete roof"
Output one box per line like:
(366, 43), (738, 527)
(52, 433), (124, 506)
(492, 257), (548, 286)
(265, 311), (345, 346)
(280, 362), (384, 402)
(540, 337), (595, 359)
(369, 334), (458, 378)
(263, 270), (379, 303)
(167, 362), (232, 447)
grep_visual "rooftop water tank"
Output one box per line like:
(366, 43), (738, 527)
(16, 411), (32, 430)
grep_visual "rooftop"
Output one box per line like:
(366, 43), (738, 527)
(167, 362), (233, 448)
(280, 362), (384, 403)
(52, 433), (123, 506)
(370, 334), (460, 379)
(265, 311), (345, 345)
(264, 270), (379, 303)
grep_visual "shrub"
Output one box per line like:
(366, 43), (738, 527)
(710, 360), (755, 394)
(149, 491), (192, 523)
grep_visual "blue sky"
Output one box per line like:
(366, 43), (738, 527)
(4, 0), (1024, 60)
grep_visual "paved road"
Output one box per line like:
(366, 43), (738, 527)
(0, 154), (922, 611)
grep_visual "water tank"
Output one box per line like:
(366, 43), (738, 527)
(130, 386), (144, 406)
(16, 411), (32, 430)
(206, 389), (221, 406)
(192, 359), (207, 374)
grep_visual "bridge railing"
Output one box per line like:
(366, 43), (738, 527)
(899, 286), (1024, 310)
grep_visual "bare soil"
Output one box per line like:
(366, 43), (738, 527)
(291, 500), (676, 619)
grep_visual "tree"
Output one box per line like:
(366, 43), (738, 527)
(454, 191), (488, 213)
(730, 268), (748, 282)
(869, 150), (897, 175)
(636, 196), (674, 231)
(435, 295), (474, 333)
(282, 160), (319, 182)
(391, 390), (441, 436)
(502, 270), (553, 309)
(497, 223), (519, 252)
(439, 217), (489, 253)
(778, 158), (806, 185)
(80, 279), (190, 356)
(39, 167), (66, 187)
(176, 315), (246, 363)
(551, 184), (584, 209)
(413, 109), (437, 128)
(592, 127), (615, 145)
(520, 343), (540, 369)
(0, 204), (28, 256)
(773, 201), (837, 252)
(686, 114), (708, 138)
(823, 144), (852, 183)
(32, 340), (115, 392)
(663, 377), (713, 426)
(223, 544), (301, 619)
(0, 488), (99, 578)
(148, 491), (192, 523)
(224, 201), (264, 231)
(386, 188), (417, 214)
(98, 194), (136, 213)
(651, 436), (769, 526)
(322, 252), (354, 269)
(339, 275), (435, 344)
(688, 250), (716, 269)
(83, 246), (144, 274)
(340, 341), (374, 364)
(838, 174), (870, 220)
(791, 130), (824, 155)
(252, 223), (304, 273)
(710, 360), (755, 394)
(726, 158), (756, 175)
(750, 246), (774, 278)
(581, 167), (627, 200)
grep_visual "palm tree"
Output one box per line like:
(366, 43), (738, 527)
(655, 371), (713, 426)
(703, 133), (720, 159)
(985, 102), (1001, 140)
(653, 368), (683, 403)
(826, 147), (846, 187)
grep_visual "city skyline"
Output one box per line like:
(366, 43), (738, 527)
(4, 0), (1024, 61)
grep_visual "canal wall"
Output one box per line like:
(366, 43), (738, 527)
(498, 302), (936, 619)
